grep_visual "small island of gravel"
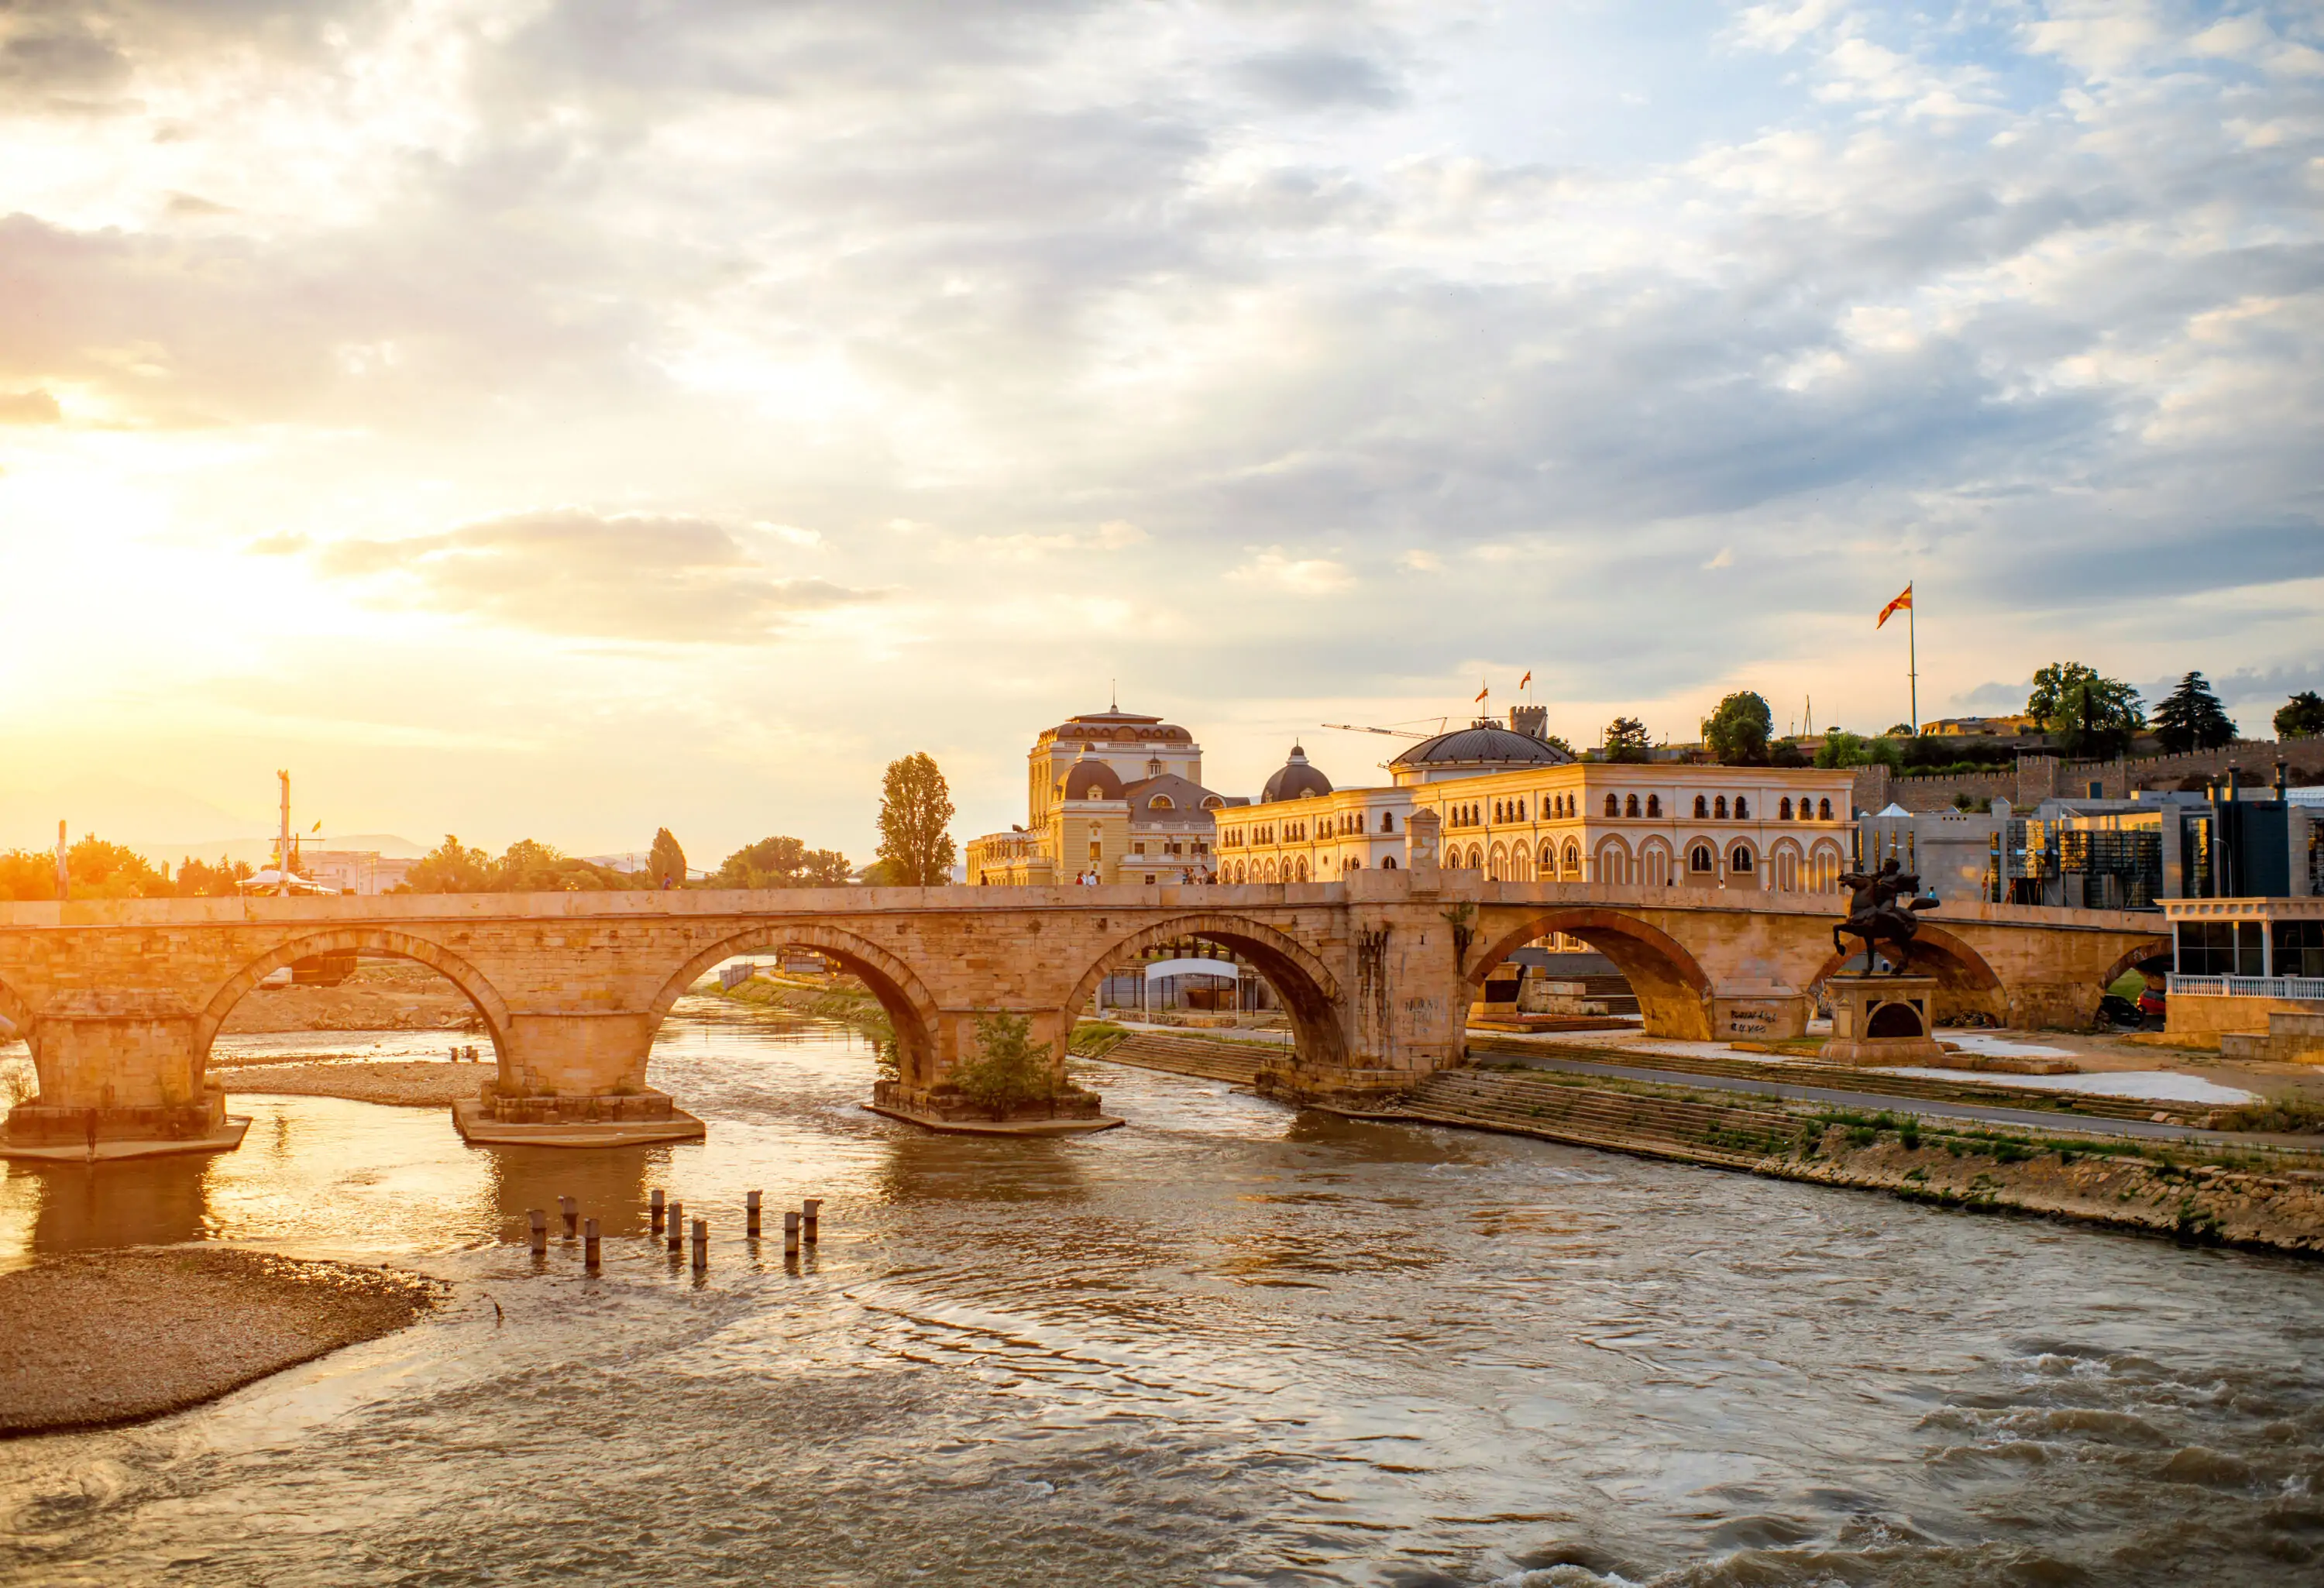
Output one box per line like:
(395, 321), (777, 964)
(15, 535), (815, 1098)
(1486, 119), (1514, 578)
(220, 1060), (480, 1109)
(0, 1248), (445, 1436)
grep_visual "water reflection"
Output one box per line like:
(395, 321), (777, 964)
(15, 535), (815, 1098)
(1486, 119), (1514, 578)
(0, 1002), (2320, 1587)
(13, 1155), (211, 1256)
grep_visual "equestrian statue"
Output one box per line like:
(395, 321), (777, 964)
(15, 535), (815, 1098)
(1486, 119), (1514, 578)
(1834, 857), (1941, 974)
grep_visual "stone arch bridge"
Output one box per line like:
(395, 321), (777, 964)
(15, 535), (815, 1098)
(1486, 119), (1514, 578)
(0, 869), (2166, 1147)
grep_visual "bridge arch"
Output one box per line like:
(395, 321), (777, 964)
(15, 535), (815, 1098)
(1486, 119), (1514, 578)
(1063, 913), (1349, 1073)
(1809, 922), (2006, 1025)
(191, 928), (516, 1068)
(1466, 906), (1715, 1042)
(0, 974), (36, 1068)
(2100, 937), (2174, 988)
(648, 923), (943, 1088)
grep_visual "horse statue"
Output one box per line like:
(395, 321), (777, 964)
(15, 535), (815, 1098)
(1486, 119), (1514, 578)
(1834, 857), (1942, 974)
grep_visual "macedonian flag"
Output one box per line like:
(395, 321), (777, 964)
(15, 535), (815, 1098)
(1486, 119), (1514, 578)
(1877, 583), (1913, 628)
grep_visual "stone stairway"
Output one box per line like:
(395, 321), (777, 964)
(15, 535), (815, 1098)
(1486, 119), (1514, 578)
(1094, 1030), (1270, 1086)
(1388, 1068), (1802, 1166)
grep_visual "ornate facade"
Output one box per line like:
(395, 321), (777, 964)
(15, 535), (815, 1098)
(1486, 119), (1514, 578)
(966, 708), (1243, 886)
(1219, 715), (1856, 892)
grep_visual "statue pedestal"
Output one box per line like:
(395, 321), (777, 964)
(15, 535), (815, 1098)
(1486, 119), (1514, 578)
(1820, 975), (1945, 1067)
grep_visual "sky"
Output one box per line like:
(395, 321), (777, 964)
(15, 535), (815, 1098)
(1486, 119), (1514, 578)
(0, 0), (2319, 864)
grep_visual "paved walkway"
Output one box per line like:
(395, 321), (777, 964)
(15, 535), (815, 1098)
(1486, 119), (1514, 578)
(1499, 1050), (2311, 1150)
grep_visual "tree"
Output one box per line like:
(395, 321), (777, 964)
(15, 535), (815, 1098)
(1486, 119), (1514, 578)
(2275, 691), (2324, 740)
(1814, 730), (1872, 769)
(648, 827), (687, 889)
(948, 1012), (1055, 1116)
(2027, 662), (2144, 758)
(61, 836), (167, 899)
(713, 835), (850, 889)
(800, 847), (853, 885)
(0, 850), (57, 902)
(2151, 672), (2236, 754)
(174, 856), (253, 897)
(1603, 717), (1652, 764)
(404, 834), (497, 893)
(876, 752), (957, 886)
(1702, 692), (1773, 765)
(1883, 723), (1916, 738)
(717, 835), (806, 887)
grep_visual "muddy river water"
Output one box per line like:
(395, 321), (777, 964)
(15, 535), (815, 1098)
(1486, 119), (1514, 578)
(3, 1001), (2322, 1586)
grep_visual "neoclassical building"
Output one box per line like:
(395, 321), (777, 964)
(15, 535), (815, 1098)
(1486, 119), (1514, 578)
(1219, 715), (1855, 892)
(965, 708), (1243, 886)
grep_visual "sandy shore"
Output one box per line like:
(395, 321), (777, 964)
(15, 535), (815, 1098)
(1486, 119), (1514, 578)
(221, 1061), (482, 1108)
(0, 1247), (444, 1435)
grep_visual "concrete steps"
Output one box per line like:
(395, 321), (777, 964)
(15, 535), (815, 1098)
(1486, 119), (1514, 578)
(1391, 1069), (1800, 1166)
(1093, 1031), (1269, 1086)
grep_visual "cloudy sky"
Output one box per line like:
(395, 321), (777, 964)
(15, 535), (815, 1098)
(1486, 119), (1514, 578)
(1, 0), (2318, 863)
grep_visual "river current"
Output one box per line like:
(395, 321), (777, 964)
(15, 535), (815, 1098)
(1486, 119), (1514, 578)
(2, 1001), (2322, 1586)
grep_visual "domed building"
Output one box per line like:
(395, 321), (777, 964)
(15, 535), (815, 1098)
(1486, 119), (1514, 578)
(966, 707), (1244, 885)
(1388, 717), (1574, 785)
(1260, 744), (1333, 803)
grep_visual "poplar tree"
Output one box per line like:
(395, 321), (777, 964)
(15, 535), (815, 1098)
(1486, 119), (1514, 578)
(877, 752), (957, 886)
(648, 827), (687, 889)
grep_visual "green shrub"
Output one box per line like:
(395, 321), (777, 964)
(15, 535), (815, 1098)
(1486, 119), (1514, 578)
(951, 1012), (1057, 1116)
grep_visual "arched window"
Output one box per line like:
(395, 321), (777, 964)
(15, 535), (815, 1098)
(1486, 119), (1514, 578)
(1147, 758), (1162, 775)
(1539, 840), (1556, 872)
(1818, 798), (1833, 820)
(1494, 801), (1503, 823)
(1263, 859), (1278, 882)
(1382, 813), (1395, 832)
(1597, 839), (1632, 885)
(1296, 857), (1309, 882)
(1690, 842), (1714, 874)
(1382, 855), (1398, 869)
(1621, 793), (1635, 817)
(1606, 793), (1621, 817)
(1469, 845), (1486, 869)
(1734, 796), (1748, 820)
(1779, 797), (1793, 820)
(1346, 858), (1360, 870)
(1693, 795), (1708, 819)
(1563, 840), (1580, 875)
(1730, 844), (1754, 873)
(1773, 844), (1800, 892)
(1714, 796), (1728, 819)
(1150, 795), (1173, 809)
(1642, 844), (1673, 887)
(1646, 794), (1661, 818)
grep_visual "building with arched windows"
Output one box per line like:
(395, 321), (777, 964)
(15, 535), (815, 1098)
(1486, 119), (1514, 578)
(965, 707), (1245, 885)
(1219, 713), (1858, 893)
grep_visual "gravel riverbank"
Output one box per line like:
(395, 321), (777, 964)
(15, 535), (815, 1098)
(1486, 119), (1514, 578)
(0, 1248), (443, 1435)
(220, 1062), (480, 1108)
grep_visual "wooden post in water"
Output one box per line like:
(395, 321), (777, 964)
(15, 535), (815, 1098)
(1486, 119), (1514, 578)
(802, 1198), (822, 1246)
(650, 1189), (665, 1234)
(527, 1208), (548, 1255)
(782, 1211), (800, 1257)
(745, 1191), (762, 1237)
(583, 1218), (601, 1272)
(666, 1201), (685, 1253)
(559, 1196), (577, 1238)
(691, 1218), (708, 1271)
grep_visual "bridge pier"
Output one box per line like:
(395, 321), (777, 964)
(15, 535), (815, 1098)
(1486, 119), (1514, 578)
(452, 1010), (704, 1146)
(1, 994), (248, 1160)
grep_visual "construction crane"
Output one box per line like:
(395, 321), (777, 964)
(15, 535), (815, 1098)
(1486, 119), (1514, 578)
(1321, 722), (1436, 740)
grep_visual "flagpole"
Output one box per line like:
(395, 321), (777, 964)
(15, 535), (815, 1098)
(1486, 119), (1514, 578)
(1908, 586), (1918, 735)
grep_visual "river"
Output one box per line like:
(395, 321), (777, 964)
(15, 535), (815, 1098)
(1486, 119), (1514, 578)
(3, 1001), (2321, 1585)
